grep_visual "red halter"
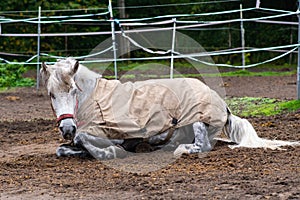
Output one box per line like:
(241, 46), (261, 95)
(56, 114), (75, 124)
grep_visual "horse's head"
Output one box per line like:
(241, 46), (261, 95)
(40, 59), (80, 140)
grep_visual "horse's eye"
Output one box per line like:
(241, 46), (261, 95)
(49, 92), (56, 99)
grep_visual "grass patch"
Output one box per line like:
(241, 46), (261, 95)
(88, 61), (296, 78)
(226, 97), (300, 117)
(103, 69), (296, 79)
(100, 64), (296, 79)
(219, 70), (295, 77)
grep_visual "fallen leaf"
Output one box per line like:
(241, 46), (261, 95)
(5, 96), (21, 101)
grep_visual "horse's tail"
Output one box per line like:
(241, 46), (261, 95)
(223, 113), (300, 150)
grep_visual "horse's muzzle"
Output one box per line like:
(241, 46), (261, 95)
(59, 125), (77, 140)
(58, 118), (77, 140)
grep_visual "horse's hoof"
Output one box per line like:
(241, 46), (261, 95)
(173, 145), (189, 158)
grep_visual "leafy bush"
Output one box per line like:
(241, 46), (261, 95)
(0, 64), (35, 87)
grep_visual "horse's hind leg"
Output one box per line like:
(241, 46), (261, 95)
(174, 122), (212, 157)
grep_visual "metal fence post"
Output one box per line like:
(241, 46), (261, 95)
(109, 0), (118, 80)
(170, 18), (176, 79)
(240, 4), (245, 70)
(297, 0), (300, 99)
(36, 6), (41, 90)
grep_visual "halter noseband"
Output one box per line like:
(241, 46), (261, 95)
(56, 114), (75, 124)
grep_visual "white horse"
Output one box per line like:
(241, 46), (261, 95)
(40, 58), (299, 159)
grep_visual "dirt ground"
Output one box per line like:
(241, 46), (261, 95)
(0, 75), (299, 200)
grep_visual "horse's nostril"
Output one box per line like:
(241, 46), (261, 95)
(72, 125), (77, 134)
(63, 133), (72, 140)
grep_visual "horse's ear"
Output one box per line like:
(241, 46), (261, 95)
(40, 62), (50, 84)
(41, 62), (48, 73)
(40, 62), (50, 77)
(70, 61), (79, 76)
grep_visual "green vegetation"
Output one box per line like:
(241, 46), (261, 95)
(0, 1), (298, 65)
(93, 61), (297, 74)
(0, 64), (35, 88)
(180, 69), (296, 78)
(226, 97), (300, 117)
(102, 68), (296, 79)
(217, 70), (296, 77)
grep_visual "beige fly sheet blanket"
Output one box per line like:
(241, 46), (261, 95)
(76, 78), (228, 140)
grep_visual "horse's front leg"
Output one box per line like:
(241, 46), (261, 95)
(174, 122), (212, 157)
(56, 132), (126, 159)
(73, 132), (127, 160)
(56, 143), (92, 158)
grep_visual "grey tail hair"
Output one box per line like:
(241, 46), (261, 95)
(223, 113), (300, 150)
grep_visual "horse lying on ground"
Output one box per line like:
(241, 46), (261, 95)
(40, 58), (299, 159)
